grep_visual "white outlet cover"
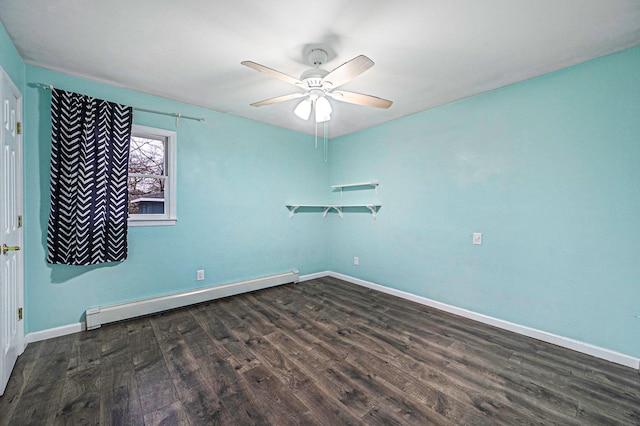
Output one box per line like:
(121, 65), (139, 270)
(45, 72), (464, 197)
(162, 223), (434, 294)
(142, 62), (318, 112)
(473, 233), (482, 245)
(354, 256), (359, 265)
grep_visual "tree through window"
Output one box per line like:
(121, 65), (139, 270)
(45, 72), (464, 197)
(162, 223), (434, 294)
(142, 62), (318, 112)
(128, 135), (166, 214)
(127, 125), (177, 226)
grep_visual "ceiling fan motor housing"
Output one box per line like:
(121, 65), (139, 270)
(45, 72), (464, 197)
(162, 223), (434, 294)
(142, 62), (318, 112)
(300, 66), (330, 94)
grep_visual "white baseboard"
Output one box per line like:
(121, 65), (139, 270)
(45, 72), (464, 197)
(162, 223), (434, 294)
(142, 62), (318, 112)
(299, 271), (332, 282)
(24, 270), (300, 343)
(86, 270), (299, 329)
(20, 270), (338, 344)
(25, 322), (85, 344)
(22, 270), (640, 371)
(327, 272), (640, 371)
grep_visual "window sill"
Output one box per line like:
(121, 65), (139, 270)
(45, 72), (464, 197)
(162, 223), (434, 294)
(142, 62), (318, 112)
(128, 218), (177, 227)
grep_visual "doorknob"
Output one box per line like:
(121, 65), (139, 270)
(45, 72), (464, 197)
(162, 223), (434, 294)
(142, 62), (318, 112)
(2, 244), (20, 255)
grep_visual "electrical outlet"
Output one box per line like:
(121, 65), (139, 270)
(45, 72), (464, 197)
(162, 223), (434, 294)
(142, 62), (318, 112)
(197, 270), (205, 281)
(354, 256), (359, 266)
(473, 232), (482, 245)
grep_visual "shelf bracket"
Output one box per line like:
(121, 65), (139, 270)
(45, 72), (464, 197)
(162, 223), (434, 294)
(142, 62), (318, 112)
(365, 205), (379, 219)
(334, 206), (343, 218)
(287, 205), (300, 219)
(322, 207), (331, 217)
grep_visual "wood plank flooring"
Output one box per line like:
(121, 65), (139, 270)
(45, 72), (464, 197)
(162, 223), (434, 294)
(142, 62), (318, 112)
(1, 276), (638, 425)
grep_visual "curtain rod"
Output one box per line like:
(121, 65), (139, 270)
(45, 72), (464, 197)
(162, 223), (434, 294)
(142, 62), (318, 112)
(41, 84), (205, 126)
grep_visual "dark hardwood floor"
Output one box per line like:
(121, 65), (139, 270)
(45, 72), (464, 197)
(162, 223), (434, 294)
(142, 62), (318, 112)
(1, 276), (638, 425)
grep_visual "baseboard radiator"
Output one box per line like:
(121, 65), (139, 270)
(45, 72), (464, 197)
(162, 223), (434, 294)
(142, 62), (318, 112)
(85, 270), (299, 330)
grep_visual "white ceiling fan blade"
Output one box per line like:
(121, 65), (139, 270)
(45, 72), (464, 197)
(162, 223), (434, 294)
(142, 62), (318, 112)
(241, 61), (302, 86)
(330, 91), (393, 109)
(322, 55), (374, 89)
(250, 92), (306, 107)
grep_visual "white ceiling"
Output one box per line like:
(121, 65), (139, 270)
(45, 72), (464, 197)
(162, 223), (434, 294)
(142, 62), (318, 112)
(1, 1), (640, 137)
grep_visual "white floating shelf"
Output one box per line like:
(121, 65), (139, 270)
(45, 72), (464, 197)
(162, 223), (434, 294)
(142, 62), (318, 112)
(331, 181), (379, 195)
(286, 204), (381, 219)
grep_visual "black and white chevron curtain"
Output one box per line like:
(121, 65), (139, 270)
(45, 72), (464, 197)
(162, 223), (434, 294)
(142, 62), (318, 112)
(46, 89), (133, 265)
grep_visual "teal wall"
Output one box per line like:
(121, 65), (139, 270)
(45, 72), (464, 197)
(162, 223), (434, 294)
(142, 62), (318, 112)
(0, 22), (24, 89)
(1, 20), (639, 358)
(23, 66), (329, 333)
(328, 46), (640, 358)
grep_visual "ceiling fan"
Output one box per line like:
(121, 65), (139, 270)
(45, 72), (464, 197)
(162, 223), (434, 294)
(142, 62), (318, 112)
(242, 49), (392, 123)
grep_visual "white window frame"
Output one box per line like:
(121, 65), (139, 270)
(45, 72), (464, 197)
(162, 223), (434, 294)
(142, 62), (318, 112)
(127, 124), (177, 226)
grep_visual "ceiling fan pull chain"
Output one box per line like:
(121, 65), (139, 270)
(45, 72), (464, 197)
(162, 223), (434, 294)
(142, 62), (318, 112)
(324, 121), (329, 162)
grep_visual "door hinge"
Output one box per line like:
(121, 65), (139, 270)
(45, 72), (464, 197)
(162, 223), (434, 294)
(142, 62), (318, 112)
(18, 307), (23, 320)
(16, 121), (22, 135)
(18, 215), (22, 228)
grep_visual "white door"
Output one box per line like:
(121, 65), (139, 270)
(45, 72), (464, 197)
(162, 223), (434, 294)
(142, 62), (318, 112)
(0, 67), (23, 396)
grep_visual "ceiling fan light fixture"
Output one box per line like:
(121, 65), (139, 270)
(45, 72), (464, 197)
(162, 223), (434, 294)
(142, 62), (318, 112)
(315, 96), (332, 122)
(294, 98), (312, 120)
(242, 50), (392, 126)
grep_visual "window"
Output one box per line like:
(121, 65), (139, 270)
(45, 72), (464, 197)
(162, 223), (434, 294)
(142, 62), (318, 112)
(127, 124), (177, 226)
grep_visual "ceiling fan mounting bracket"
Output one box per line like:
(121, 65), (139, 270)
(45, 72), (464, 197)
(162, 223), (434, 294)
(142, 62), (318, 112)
(308, 49), (328, 66)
